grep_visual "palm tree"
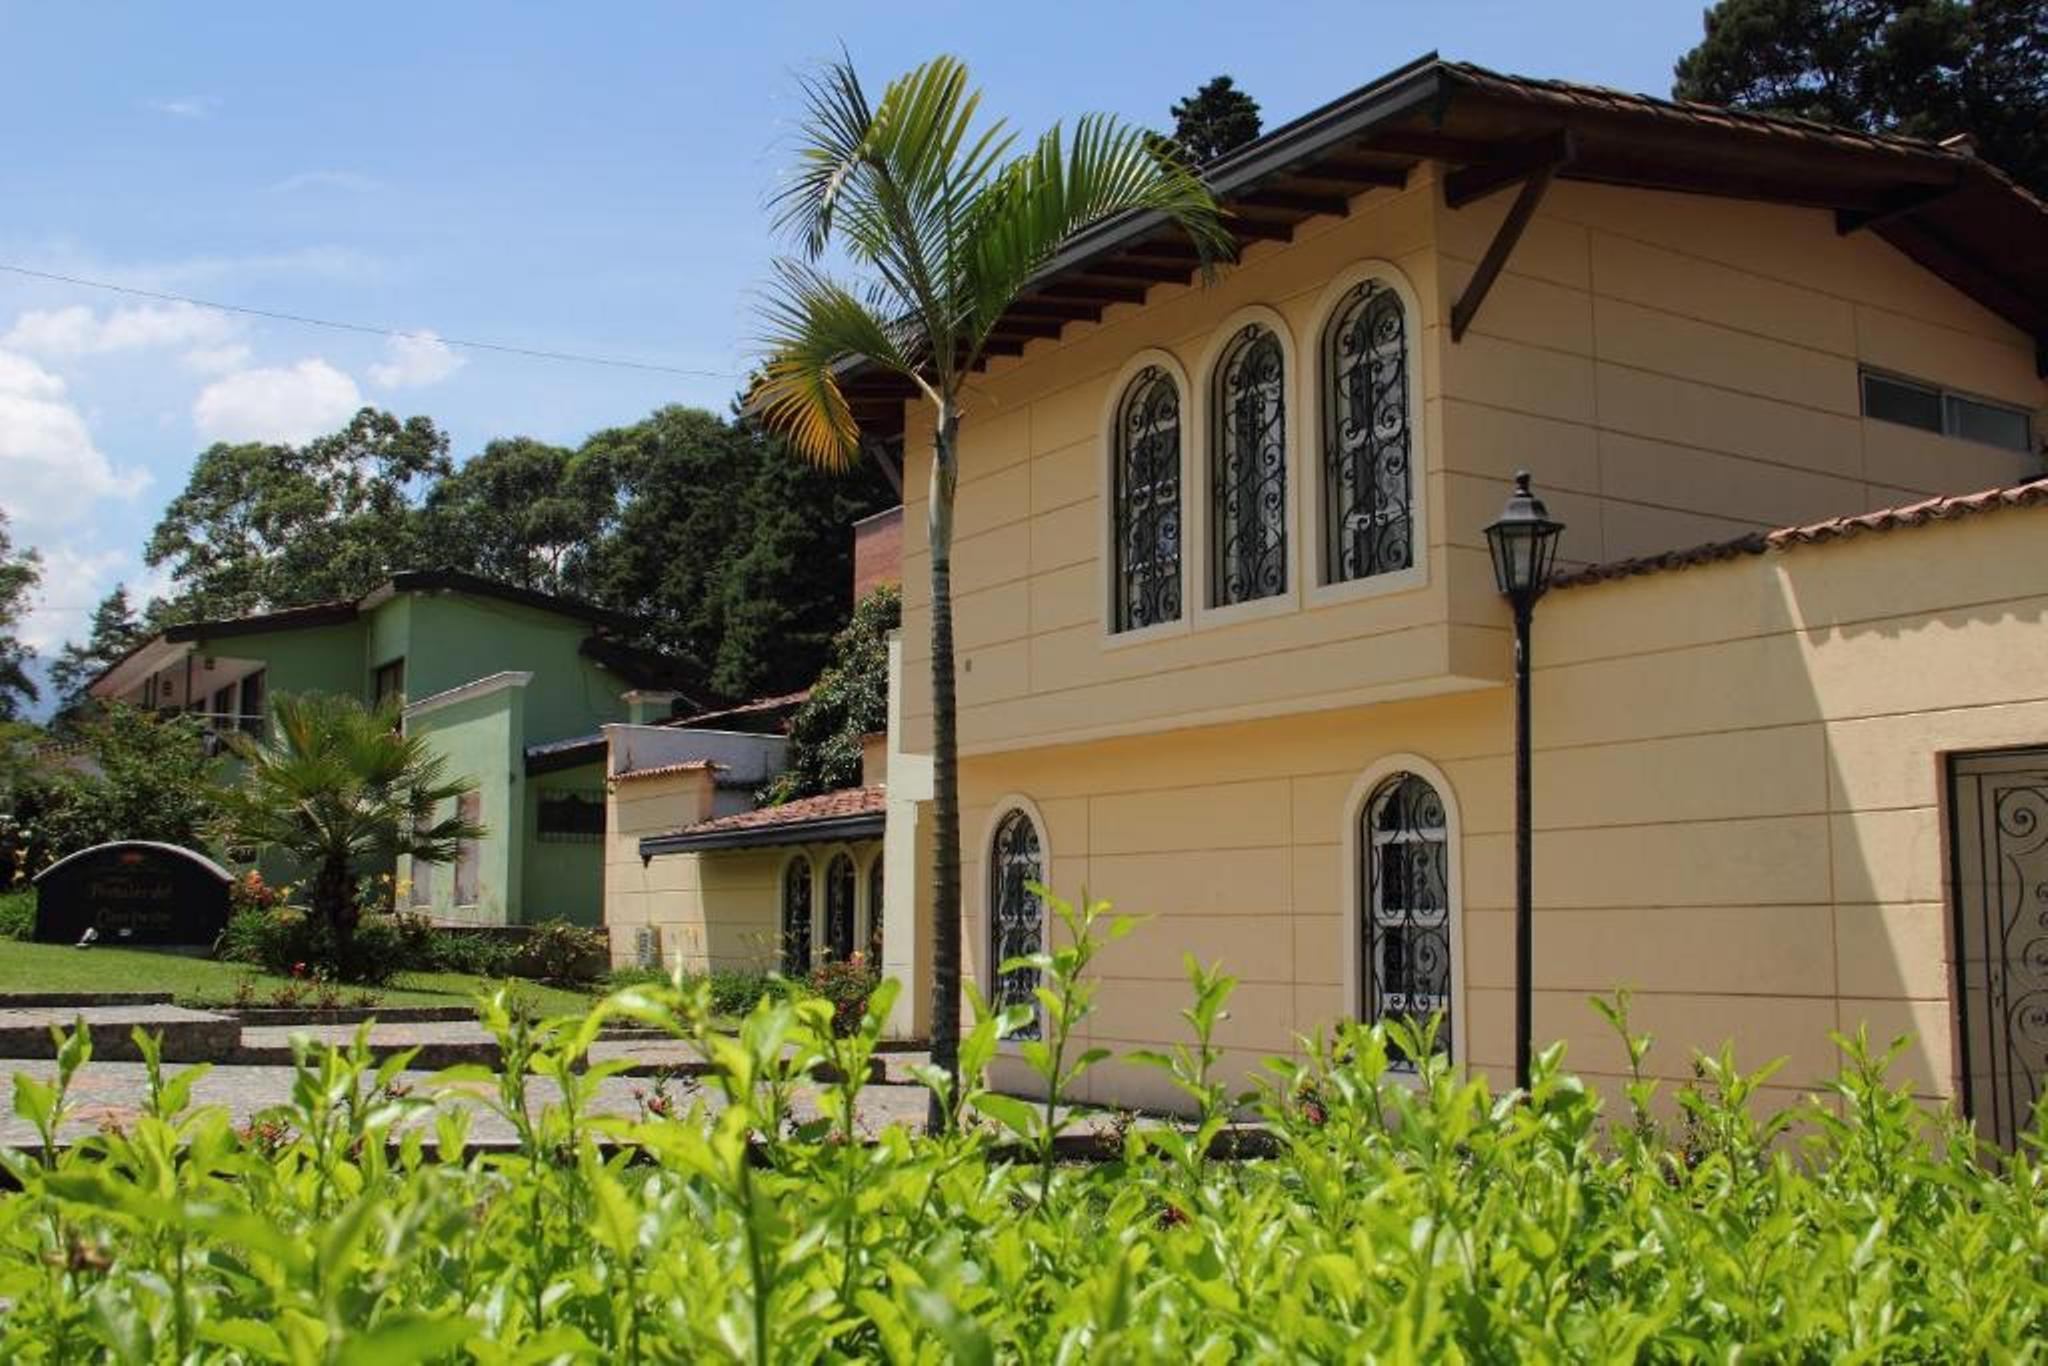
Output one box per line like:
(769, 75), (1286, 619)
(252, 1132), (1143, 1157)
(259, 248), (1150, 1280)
(754, 55), (1229, 1128)
(218, 692), (482, 959)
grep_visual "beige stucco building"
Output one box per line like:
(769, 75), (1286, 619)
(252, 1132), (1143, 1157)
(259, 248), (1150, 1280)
(828, 58), (2048, 1138)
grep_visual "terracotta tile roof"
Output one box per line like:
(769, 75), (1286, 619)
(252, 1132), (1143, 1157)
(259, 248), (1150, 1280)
(611, 760), (725, 784)
(666, 690), (811, 730)
(1442, 60), (1991, 176)
(1554, 478), (2048, 590)
(670, 785), (885, 837)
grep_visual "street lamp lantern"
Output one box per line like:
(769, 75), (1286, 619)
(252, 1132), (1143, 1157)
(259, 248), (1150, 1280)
(1484, 470), (1565, 606)
(1483, 469), (1565, 1093)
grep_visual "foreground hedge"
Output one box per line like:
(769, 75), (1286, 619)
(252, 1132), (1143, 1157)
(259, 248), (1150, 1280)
(2, 898), (2044, 1361)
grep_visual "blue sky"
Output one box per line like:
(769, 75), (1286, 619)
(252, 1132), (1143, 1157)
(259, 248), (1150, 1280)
(0, 1), (1704, 701)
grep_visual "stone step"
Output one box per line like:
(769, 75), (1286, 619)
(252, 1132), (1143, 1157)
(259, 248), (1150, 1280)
(0, 1005), (239, 1062)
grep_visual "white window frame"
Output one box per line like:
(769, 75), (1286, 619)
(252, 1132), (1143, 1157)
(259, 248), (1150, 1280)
(1339, 754), (1464, 1070)
(1304, 261), (1430, 610)
(1099, 349), (1195, 649)
(1859, 366), (2036, 454)
(1192, 303), (1303, 631)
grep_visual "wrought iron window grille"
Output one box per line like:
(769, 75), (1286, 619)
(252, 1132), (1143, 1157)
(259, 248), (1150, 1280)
(1323, 280), (1414, 585)
(1112, 366), (1184, 632)
(1210, 324), (1289, 607)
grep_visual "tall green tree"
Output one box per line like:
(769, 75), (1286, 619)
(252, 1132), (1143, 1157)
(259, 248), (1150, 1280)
(145, 408), (452, 620)
(1165, 75), (1263, 164)
(0, 512), (39, 722)
(1674, 0), (2048, 198)
(576, 405), (893, 701)
(419, 436), (613, 593)
(753, 55), (1228, 1127)
(761, 584), (901, 806)
(47, 585), (142, 728)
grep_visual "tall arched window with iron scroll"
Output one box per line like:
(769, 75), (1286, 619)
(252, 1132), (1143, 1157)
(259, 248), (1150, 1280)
(823, 852), (857, 962)
(988, 808), (1045, 1040)
(1209, 323), (1288, 607)
(1360, 771), (1451, 1064)
(1111, 366), (1183, 632)
(781, 855), (813, 977)
(1322, 279), (1413, 584)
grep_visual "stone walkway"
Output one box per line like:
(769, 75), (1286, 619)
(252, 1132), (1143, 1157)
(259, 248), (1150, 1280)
(0, 1052), (940, 1149)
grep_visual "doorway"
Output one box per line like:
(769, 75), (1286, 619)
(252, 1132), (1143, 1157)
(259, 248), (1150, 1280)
(1949, 749), (2048, 1148)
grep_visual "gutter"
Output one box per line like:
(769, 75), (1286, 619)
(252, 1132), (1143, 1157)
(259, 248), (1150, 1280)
(639, 811), (886, 860)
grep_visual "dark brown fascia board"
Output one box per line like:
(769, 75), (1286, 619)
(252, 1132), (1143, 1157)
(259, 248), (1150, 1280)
(162, 600), (360, 644)
(640, 812), (885, 859)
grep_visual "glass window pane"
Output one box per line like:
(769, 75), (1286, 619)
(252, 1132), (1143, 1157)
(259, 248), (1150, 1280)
(1361, 773), (1450, 1066)
(1112, 369), (1182, 631)
(1862, 373), (1942, 432)
(1210, 325), (1287, 606)
(989, 810), (1044, 1039)
(1946, 395), (2032, 453)
(1323, 281), (1413, 584)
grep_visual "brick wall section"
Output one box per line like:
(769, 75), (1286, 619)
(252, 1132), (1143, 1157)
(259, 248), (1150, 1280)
(852, 506), (903, 600)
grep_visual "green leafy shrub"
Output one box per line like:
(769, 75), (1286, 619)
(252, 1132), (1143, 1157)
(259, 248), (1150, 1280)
(5, 903), (2046, 1360)
(759, 583), (899, 805)
(0, 888), (31, 941)
(517, 918), (607, 983)
(421, 927), (519, 978)
(217, 906), (408, 985)
(806, 954), (880, 1036)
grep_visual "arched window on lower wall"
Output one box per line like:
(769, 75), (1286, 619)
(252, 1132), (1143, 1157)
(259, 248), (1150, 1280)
(823, 852), (858, 963)
(1360, 771), (1452, 1065)
(864, 852), (884, 963)
(989, 808), (1045, 1040)
(781, 855), (813, 976)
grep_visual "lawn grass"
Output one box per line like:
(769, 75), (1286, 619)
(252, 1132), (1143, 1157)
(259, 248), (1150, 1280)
(0, 940), (597, 1016)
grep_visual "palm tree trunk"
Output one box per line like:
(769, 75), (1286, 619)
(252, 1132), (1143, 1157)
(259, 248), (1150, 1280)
(926, 402), (963, 1134)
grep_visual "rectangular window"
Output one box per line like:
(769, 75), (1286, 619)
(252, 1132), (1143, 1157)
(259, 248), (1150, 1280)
(537, 788), (606, 843)
(453, 792), (482, 906)
(237, 670), (266, 737)
(1861, 369), (2033, 454)
(372, 658), (406, 708)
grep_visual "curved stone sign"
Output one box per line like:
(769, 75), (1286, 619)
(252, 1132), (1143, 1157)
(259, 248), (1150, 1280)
(32, 841), (234, 947)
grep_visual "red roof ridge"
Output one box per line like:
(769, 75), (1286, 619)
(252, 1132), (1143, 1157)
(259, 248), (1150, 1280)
(1554, 477), (2048, 590)
(663, 784), (885, 838)
(611, 760), (726, 783)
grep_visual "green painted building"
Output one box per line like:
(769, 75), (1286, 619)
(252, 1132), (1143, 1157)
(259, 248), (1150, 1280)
(91, 571), (697, 926)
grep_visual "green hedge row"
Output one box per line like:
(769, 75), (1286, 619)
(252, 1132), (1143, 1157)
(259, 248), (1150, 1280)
(1, 895), (2042, 1360)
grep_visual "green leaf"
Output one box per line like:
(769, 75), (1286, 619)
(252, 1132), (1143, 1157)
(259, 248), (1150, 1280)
(334, 1313), (478, 1366)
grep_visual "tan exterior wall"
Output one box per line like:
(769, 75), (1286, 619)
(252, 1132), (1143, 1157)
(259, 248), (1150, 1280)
(894, 172), (2044, 763)
(603, 768), (885, 977)
(603, 769), (715, 969)
(957, 505), (2048, 1115)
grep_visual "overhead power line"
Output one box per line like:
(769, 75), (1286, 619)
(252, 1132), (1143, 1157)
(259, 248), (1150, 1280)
(0, 262), (741, 380)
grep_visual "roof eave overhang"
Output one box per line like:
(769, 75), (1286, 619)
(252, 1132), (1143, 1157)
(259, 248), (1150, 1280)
(640, 811), (885, 858)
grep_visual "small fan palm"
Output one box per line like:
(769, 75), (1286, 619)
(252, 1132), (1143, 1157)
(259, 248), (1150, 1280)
(217, 692), (482, 946)
(754, 55), (1229, 1128)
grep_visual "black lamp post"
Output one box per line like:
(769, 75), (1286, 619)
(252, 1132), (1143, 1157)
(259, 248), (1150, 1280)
(1484, 470), (1565, 1092)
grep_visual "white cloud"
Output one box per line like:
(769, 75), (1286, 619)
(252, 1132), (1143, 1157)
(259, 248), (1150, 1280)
(270, 170), (382, 195)
(192, 358), (362, 445)
(19, 544), (127, 653)
(150, 95), (220, 119)
(0, 348), (150, 534)
(3, 302), (240, 359)
(368, 331), (465, 390)
(180, 342), (253, 376)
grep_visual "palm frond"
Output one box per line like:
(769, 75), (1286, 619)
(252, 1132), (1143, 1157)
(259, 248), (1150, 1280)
(959, 114), (1232, 359)
(753, 258), (930, 469)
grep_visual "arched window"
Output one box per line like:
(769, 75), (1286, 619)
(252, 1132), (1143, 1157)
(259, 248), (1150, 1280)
(781, 855), (813, 976)
(865, 853), (885, 962)
(1322, 280), (1413, 585)
(989, 809), (1045, 1039)
(1360, 772), (1451, 1063)
(823, 852), (858, 962)
(1112, 366), (1183, 632)
(1210, 323), (1287, 607)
